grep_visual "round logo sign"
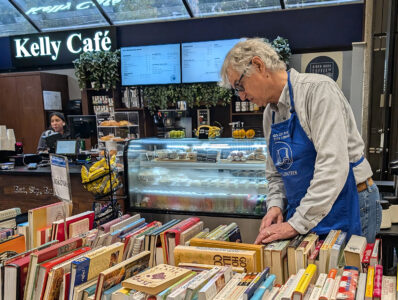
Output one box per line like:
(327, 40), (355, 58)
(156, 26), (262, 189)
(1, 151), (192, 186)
(305, 56), (339, 82)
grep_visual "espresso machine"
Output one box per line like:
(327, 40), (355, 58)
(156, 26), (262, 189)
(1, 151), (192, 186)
(154, 109), (192, 138)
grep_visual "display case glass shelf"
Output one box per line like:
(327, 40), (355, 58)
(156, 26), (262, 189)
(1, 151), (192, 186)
(124, 138), (268, 218)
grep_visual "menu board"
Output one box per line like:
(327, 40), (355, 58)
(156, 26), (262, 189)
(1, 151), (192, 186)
(121, 44), (181, 86)
(182, 39), (240, 83)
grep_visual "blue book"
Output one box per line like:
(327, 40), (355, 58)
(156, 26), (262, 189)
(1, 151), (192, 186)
(242, 267), (270, 300)
(110, 218), (146, 241)
(103, 283), (122, 300)
(69, 257), (90, 300)
(250, 274), (276, 300)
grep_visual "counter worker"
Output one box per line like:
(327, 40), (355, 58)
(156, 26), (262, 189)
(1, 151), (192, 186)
(37, 112), (70, 153)
(220, 38), (381, 244)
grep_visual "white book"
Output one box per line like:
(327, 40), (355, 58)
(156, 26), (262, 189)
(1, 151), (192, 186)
(213, 273), (245, 300)
(355, 273), (367, 300)
(304, 284), (315, 300)
(381, 276), (396, 300)
(184, 267), (221, 300)
(319, 277), (336, 300)
(344, 235), (367, 271)
(0, 208), (21, 221)
(198, 266), (233, 300)
(330, 276), (341, 300)
(167, 271), (211, 300)
(275, 275), (296, 300)
(309, 273), (328, 300)
(263, 286), (281, 300)
(280, 269), (305, 300)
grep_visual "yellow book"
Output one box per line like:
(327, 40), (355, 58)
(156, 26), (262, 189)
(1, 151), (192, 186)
(292, 263), (317, 300)
(121, 264), (192, 295)
(365, 266), (375, 300)
(173, 245), (257, 272)
(189, 238), (264, 272)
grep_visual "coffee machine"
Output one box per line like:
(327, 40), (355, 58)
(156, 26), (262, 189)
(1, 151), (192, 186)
(154, 109), (192, 138)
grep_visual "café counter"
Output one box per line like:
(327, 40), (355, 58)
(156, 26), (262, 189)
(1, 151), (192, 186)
(0, 165), (124, 214)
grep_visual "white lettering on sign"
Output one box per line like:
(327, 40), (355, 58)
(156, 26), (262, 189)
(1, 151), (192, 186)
(14, 30), (112, 61)
(25, 0), (121, 15)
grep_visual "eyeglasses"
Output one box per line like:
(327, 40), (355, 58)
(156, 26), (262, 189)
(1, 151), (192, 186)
(233, 60), (252, 96)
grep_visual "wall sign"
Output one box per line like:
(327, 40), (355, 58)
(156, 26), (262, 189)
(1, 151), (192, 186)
(301, 51), (343, 89)
(10, 26), (116, 68)
(43, 91), (62, 110)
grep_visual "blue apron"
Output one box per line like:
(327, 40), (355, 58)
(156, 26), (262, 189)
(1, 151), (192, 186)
(268, 72), (362, 237)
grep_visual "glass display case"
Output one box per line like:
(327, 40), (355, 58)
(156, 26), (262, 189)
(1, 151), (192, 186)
(124, 137), (268, 218)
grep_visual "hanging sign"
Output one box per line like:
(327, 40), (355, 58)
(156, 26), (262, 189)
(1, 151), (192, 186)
(50, 154), (72, 202)
(10, 26), (116, 68)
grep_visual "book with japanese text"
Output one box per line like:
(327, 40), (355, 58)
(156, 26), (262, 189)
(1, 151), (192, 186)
(344, 235), (367, 272)
(336, 266), (359, 300)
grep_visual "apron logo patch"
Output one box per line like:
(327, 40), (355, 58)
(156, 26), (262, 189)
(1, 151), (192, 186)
(273, 141), (293, 170)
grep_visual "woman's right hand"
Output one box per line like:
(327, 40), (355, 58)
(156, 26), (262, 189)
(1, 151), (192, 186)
(259, 206), (283, 231)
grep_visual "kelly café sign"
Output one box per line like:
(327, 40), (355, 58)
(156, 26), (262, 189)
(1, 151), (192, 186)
(10, 27), (116, 68)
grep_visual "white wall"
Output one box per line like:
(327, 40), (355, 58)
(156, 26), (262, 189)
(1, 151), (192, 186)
(45, 68), (81, 100)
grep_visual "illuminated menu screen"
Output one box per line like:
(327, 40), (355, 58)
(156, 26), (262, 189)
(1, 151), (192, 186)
(182, 39), (240, 83)
(121, 44), (181, 85)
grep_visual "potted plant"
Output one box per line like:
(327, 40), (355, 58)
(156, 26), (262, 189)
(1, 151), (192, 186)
(142, 83), (233, 114)
(271, 36), (292, 65)
(73, 50), (120, 91)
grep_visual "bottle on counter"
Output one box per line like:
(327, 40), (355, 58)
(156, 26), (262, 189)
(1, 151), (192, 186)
(235, 100), (241, 112)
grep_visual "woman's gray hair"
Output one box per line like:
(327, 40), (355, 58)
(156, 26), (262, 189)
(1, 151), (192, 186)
(219, 38), (286, 88)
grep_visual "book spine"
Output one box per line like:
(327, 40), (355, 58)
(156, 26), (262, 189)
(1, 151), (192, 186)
(309, 273), (327, 300)
(330, 275), (341, 300)
(365, 266), (374, 300)
(248, 274), (276, 300)
(370, 239), (380, 266)
(294, 264), (317, 298)
(242, 267), (269, 300)
(373, 265), (383, 299)
(281, 269), (305, 300)
(336, 267), (358, 300)
(361, 243), (374, 274)
(381, 276), (396, 300)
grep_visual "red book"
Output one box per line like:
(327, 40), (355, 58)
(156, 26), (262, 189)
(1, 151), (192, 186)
(63, 272), (71, 300)
(36, 247), (91, 300)
(370, 239), (381, 266)
(309, 240), (324, 261)
(336, 266), (359, 300)
(24, 237), (84, 300)
(162, 217), (200, 264)
(52, 211), (94, 242)
(361, 243), (374, 273)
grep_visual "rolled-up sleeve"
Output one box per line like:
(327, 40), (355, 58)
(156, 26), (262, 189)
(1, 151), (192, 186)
(265, 149), (287, 211)
(287, 81), (350, 234)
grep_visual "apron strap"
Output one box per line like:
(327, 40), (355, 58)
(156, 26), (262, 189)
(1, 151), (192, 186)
(287, 71), (295, 113)
(352, 156), (364, 168)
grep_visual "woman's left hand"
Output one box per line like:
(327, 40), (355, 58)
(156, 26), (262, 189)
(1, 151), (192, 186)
(254, 222), (299, 244)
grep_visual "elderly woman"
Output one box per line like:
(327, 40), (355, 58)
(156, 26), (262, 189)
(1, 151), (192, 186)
(37, 112), (70, 153)
(220, 38), (381, 243)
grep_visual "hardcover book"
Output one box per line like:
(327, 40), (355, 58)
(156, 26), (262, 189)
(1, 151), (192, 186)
(121, 264), (192, 295)
(28, 202), (72, 248)
(94, 250), (151, 300)
(69, 243), (124, 299)
(189, 238), (264, 272)
(51, 211), (94, 242)
(173, 245), (257, 273)
(23, 237), (84, 300)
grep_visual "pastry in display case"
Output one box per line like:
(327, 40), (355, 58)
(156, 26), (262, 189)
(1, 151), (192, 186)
(124, 138), (268, 218)
(97, 111), (140, 167)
